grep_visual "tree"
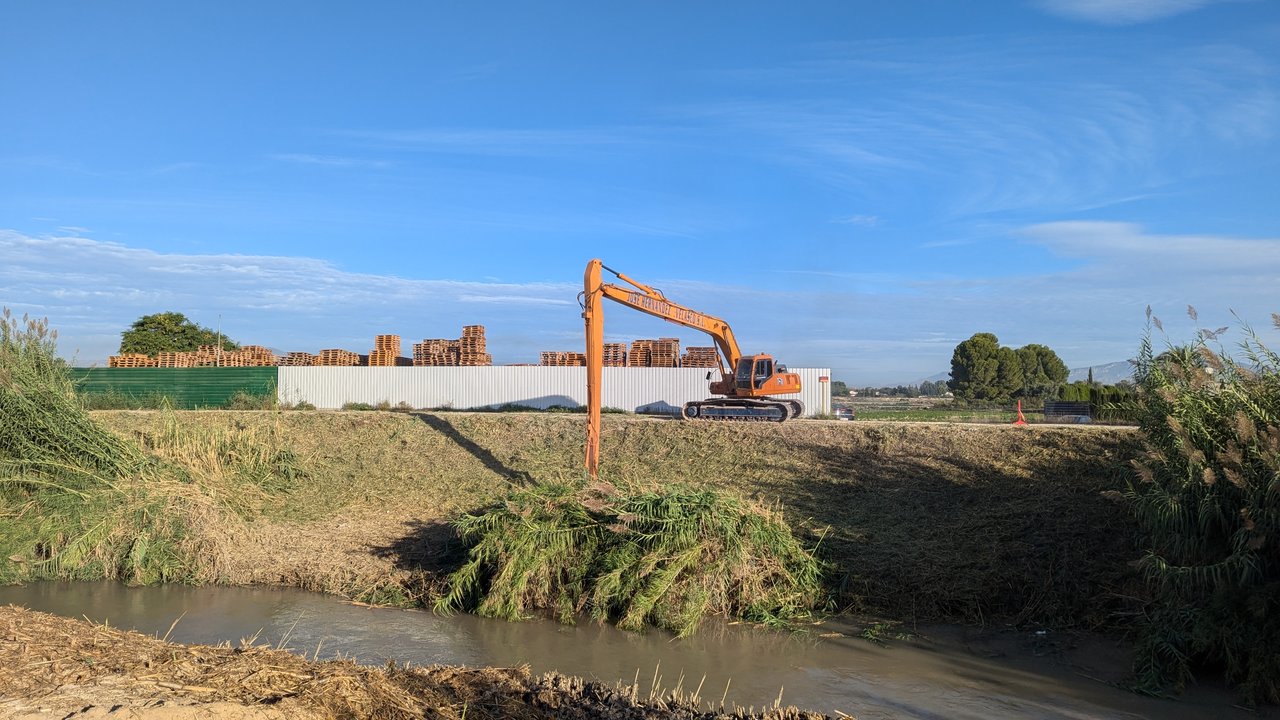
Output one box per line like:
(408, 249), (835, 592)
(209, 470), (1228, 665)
(1016, 343), (1069, 398)
(831, 380), (849, 397)
(119, 312), (237, 356)
(995, 346), (1024, 401)
(948, 333), (1002, 401)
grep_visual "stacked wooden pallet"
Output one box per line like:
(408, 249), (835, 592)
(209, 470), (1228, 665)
(236, 345), (279, 366)
(539, 351), (587, 366)
(681, 346), (719, 368)
(155, 351), (192, 368)
(188, 345), (222, 367)
(413, 339), (455, 366)
(602, 343), (627, 367)
(107, 353), (156, 368)
(458, 325), (491, 366)
(280, 352), (316, 367)
(411, 326), (492, 366)
(650, 338), (680, 368)
(315, 349), (361, 366)
(627, 340), (653, 367)
(368, 334), (402, 367)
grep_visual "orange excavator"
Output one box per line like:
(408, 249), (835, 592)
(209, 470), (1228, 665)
(582, 259), (802, 477)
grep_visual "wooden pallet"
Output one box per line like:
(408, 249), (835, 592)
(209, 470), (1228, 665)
(367, 350), (400, 367)
(280, 352), (316, 367)
(373, 334), (402, 355)
(315, 349), (360, 366)
(602, 342), (627, 367)
(108, 353), (157, 368)
(155, 351), (193, 368)
(681, 346), (719, 368)
(538, 351), (586, 366)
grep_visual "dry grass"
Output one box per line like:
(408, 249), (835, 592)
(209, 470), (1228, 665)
(0, 604), (831, 719)
(90, 411), (1142, 629)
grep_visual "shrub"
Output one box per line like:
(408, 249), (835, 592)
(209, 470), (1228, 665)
(1127, 308), (1279, 704)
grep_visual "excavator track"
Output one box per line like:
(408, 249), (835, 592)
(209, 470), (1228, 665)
(681, 398), (802, 422)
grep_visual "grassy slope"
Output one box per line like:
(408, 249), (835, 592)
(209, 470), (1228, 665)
(95, 410), (1142, 628)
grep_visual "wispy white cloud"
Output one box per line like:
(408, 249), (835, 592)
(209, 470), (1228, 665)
(0, 230), (576, 364)
(1018, 220), (1280, 273)
(4, 226), (1276, 384)
(335, 127), (648, 156)
(832, 214), (881, 227)
(1036, 0), (1236, 25)
(679, 36), (1277, 218)
(269, 153), (393, 169)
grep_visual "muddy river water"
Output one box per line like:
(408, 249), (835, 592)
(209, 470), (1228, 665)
(0, 582), (1265, 719)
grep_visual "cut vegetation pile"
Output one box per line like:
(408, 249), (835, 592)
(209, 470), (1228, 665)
(435, 481), (823, 636)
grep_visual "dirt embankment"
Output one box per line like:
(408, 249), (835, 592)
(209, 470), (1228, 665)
(93, 411), (1143, 629)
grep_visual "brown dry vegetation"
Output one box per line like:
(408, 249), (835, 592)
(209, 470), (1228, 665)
(0, 604), (828, 720)
(92, 410), (1143, 628)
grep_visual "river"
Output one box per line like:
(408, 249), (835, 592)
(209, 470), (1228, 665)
(0, 582), (1264, 719)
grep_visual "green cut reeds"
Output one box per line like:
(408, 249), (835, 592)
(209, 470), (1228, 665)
(435, 481), (825, 636)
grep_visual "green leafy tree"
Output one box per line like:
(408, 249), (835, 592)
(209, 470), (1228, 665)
(995, 346), (1024, 401)
(831, 380), (849, 397)
(1016, 343), (1069, 398)
(119, 312), (237, 356)
(948, 333), (1002, 401)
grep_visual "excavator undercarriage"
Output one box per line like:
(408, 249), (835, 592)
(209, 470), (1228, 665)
(682, 397), (804, 422)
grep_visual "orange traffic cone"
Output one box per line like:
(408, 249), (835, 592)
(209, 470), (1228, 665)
(1013, 399), (1027, 426)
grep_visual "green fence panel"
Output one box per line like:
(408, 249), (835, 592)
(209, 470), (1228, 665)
(71, 368), (278, 409)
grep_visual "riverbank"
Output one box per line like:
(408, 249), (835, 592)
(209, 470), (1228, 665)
(0, 604), (829, 719)
(80, 410), (1141, 629)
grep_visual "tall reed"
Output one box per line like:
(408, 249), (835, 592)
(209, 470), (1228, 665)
(1, 310), (302, 584)
(1127, 307), (1279, 704)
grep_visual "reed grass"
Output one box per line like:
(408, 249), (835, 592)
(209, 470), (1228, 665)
(1, 310), (302, 584)
(1127, 307), (1280, 704)
(435, 480), (825, 636)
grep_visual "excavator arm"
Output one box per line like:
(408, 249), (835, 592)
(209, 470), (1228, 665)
(586, 260), (742, 377)
(582, 259), (803, 479)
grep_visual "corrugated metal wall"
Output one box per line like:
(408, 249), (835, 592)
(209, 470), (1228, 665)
(72, 368), (277, 409)
(278, 367), (832, 416)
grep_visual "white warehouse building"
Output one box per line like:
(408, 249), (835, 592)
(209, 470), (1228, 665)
(278, 366), (832, 417)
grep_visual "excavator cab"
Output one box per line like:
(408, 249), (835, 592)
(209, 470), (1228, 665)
(734, 356), (776, 390)
(732, 354), (801, 397)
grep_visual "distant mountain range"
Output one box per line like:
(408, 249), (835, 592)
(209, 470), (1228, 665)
(1066, 360), (1134, 384)
(919, 360), (1134, 386)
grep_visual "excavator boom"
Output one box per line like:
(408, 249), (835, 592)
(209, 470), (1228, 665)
(582, 259), (803, 478)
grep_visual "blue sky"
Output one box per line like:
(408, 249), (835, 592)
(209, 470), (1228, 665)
(3, 0), (1278, 385)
